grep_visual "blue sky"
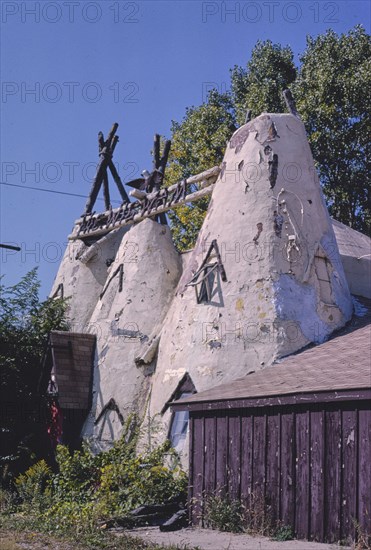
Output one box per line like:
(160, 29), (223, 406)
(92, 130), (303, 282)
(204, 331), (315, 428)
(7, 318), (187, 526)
(1, 0), (370, 298)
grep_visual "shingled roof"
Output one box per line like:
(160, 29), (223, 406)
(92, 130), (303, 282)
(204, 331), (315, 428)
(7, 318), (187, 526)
(172, 323), (371, 408)
(332, 218), (371, 259)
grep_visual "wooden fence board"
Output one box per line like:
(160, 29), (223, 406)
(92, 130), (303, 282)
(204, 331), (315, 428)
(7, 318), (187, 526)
(358, 408), (371, 535)
(266, 411), (280, 523)
(204, 415), (216, 496)
(215, 413), (228, 496)
(325, 409), (341, 542)
(191, 415), (204, 525)
(240, 413), (253, 504)
(341, 408), (357, 541)
(228, 413), (241, 501)
(280, 411), (295, 529)
(295, 410), (310, 540)
(252, 412), (266, 501)
(310, 409), (325, 541)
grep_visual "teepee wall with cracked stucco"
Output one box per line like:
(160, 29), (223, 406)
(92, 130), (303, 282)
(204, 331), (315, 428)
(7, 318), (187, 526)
(50, 226), (128, 332)
(81, 219), (182, 450)
(147, 113), (353, 444)
(49, 112), (355, 454)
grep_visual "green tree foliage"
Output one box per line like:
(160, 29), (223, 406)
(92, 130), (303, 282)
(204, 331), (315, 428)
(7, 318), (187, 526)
(0, 269), (68, 481)
(166, 39), (297, 250)
(165, 90), (236, 250)
(166, 29), (370, 250)
(231, 39), (297, 124)
(295, 26), (371, 232)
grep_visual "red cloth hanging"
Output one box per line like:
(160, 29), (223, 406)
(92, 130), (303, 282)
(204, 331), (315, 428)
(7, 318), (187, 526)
(47, 399), (63, 448)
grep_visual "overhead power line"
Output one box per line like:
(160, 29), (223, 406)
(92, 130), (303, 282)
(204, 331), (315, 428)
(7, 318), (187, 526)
(0, 243), (21, 251)
(0, 181), (122, 204)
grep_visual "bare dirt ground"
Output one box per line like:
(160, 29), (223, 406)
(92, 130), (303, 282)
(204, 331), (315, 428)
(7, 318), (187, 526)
(120, 526), (351, 550)
(0, 529), (81, 549)
(1, 527), (353, 550)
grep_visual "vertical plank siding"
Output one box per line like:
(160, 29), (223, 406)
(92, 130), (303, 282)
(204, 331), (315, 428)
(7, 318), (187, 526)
(341, 408), (357, 540)
(204, 415), (216, 497)
(227, 413), (241, 501)
(280, 411), (295, 529)
(309, 409), (325, 541)
(191, 413), (204, 524)
(240, 414), (253, 505)
(325, 408), (342, 542)
(215, 413), (228, 496)
(266, 412), (280, 524)
(358, 407), (371, 535)
(295, 410), (310, 539)
(252, 412), (266, 501)
(189, 402), (371, 543)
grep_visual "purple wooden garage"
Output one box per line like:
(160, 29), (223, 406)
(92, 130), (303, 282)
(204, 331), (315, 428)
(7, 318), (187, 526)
(171, 324), (371, 544)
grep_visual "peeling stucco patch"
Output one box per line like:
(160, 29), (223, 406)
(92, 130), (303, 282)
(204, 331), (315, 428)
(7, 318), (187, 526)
(208, 340), (222, 350)
(230, 117), (280, 154)
(163, 368), (186, 383)
(268, 154), (278, 188)
(253, 223), (263, 243)
(274, 274), (330, 343)
(274, 211), (284, 237)
(236, 298), (245, 312)
(197, 366), (213, 376)
(229, 124), (251, 153)
(255, 118), (279, 144)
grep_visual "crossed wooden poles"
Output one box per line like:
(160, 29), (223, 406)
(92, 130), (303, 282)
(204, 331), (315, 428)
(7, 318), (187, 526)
(84, 123), (129, 214)
(84, 124), (171, 226)
(126, 133), (171, 225)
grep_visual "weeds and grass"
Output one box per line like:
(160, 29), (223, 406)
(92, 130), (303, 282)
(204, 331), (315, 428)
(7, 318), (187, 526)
(271, 523), (294, 542)
(202, 491), (293, 540)
(0, 417), (190, 549)
(203, 494), (243, 533)
(0, 504), (200, 550)
(204, 490), (279, 537)
(352, 519), (371, 550)
(202, 491), (371, 547)
(242, 490), (276, 537)
(0, 515), (201, 550)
